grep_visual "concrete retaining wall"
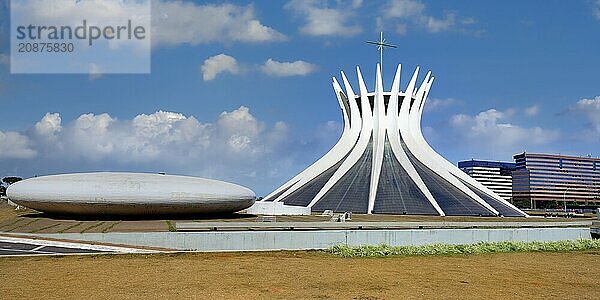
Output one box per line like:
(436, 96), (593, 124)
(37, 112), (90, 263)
(34, 227), (592, 252)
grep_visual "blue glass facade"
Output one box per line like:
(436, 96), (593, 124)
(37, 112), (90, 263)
(458, 160), (516, 170)
(512, 153), (600, 208)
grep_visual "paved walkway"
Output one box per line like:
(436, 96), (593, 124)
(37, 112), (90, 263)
(0, 235), (157, 256)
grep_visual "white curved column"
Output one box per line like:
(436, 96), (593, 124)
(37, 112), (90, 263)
(385, 64), (445, 216)
(308, 66), (374, 208)
(368, 64), (386, 213)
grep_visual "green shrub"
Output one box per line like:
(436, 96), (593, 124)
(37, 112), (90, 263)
(327, 239), (600, 258)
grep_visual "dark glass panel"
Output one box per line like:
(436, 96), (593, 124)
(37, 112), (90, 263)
(312, 136), (374, 213)
(263, 183), (295, 202)
(280, 158), (346, 207)
(373, 136), (438, 215)
(459, 179), (526, 217)
(399, 135), (494, 216)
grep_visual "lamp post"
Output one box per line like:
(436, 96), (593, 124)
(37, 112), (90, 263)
(563, 187), (571, 213)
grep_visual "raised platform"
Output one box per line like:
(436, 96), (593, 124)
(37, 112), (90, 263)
(15, 220), (591, 252)
(176, 221), (592, 231)
(1, 203), (595, 252)
(27, 226), (592, 252)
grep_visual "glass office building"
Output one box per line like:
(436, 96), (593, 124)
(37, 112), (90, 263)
(512, 153), (600, 209)
(458, 160), (516, 202)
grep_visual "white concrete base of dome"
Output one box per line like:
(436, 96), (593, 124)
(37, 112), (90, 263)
(245, 201), (311, 216)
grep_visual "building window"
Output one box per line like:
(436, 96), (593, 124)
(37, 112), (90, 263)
(559, 158), (563, 169)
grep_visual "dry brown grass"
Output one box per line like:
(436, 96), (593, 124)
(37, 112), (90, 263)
(0, 201), (26, 222)
(1, 250), (599, 299)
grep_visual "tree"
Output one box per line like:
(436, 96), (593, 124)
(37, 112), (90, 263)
(0, 186), (5, 197)
(2, 177), (22, 185)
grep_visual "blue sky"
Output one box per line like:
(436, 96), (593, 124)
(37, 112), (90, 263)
(1, 0), (600, 195)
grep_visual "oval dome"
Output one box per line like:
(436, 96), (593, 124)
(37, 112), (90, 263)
(7, 172), (256, 215)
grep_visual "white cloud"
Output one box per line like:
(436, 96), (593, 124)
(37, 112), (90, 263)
(34, 113), (62, 137)
(0, 107), (312, 194)
(218, 106), (263, 142)
(572, 96), (600, 133)
(0, 131), (36, 159)
(383, 0), (479, 35)
(285, 0), (362, 37)
(395, 23), (408, 36)
(153, 1), (286, 46)
(449, 108), (559, 152)
(462, 17), (476, 25)
(260, 59), (317, 77)
(201, 56), (317, 79)
(425, 12), (456, 33)
(316, 120), (343, 141)
(351, 0), (364, 9)
(593, 0), (600, 20)
(201, 54), (240, 81)
(385, 0), (425, 19)
(9, 106), (287, 162)
(424, 98), (459, 112)
(525, 104), (540, 116)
